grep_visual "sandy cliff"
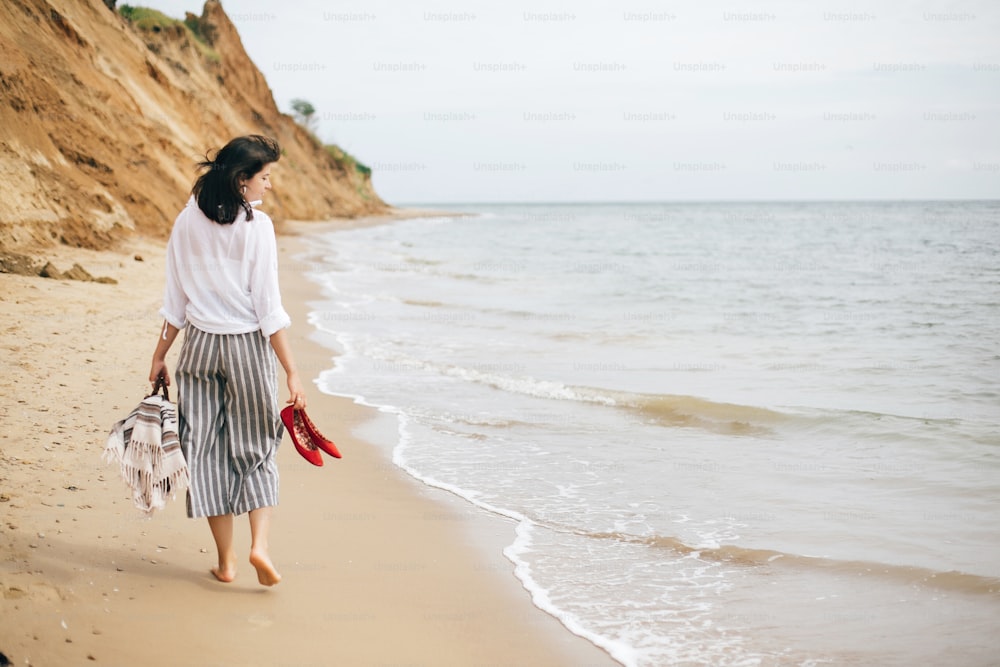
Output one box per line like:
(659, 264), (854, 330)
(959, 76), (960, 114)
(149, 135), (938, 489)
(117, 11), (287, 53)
(0, 0), (387, 254)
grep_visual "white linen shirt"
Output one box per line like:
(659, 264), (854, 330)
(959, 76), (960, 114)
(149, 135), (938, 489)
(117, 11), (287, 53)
(159, 197), (291, 338)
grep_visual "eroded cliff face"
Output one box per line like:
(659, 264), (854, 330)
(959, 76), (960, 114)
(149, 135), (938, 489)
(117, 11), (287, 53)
(0, 0), (387, 252)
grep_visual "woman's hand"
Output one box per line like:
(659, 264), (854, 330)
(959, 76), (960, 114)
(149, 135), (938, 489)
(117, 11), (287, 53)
(269, 329), (306, 410)
(286, 370), (306, 410)
(150, 359), (171, 388)
(150, 320), (180, 389)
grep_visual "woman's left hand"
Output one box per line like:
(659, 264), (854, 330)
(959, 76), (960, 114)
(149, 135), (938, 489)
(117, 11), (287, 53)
(150, 359), (171, 388)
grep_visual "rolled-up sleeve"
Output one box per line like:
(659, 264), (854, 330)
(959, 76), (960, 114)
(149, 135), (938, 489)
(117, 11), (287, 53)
(250, 216), (291, 338)
(159, 232), (188, 329)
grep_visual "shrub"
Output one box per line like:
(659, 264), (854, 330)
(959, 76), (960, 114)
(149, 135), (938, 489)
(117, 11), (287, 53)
(325, 145), (372, 177)
(119, 5), (219, 62)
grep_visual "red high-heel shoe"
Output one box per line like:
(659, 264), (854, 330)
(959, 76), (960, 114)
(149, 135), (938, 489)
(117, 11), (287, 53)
(299, 408), (341, 459)
(281, 405), (323, 466)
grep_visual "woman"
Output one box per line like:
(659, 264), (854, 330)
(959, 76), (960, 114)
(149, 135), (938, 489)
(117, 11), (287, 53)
(149, 135), (304, 587)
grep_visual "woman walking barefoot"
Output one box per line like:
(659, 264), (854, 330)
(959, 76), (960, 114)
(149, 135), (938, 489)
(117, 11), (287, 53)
(148, 135), (304, 586)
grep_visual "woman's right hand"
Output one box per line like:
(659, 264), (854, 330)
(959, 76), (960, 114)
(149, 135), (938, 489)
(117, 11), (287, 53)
(269, 329), (306, 409)
(286, 370), (306, 410)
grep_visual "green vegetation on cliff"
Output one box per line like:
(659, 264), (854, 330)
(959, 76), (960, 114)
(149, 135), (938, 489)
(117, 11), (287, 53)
(326, 145), (372, 178)
(119, 5), (219, 62)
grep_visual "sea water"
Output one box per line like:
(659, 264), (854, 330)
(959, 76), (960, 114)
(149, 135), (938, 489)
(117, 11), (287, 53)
(302, 201), (1000, 666)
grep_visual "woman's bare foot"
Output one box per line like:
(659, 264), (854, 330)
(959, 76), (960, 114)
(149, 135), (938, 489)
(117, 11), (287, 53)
(211, 552), (238, 583)
(249, 550), (281, 586)
(207, 515), (237, 583)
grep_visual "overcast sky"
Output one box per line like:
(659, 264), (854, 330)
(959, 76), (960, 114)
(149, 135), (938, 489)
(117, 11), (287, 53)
(141, 0), (999, 204)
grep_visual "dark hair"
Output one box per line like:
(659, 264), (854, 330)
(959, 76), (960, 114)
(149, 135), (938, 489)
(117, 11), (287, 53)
(192, 135), (280, 224)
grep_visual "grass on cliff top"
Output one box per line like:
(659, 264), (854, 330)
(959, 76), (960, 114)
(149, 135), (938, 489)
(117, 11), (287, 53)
(119, 5), (220, 63)
(325, 145), (372, 178)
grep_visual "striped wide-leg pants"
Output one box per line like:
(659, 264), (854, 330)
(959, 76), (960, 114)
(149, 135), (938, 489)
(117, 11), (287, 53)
(176, 327), (283, 518)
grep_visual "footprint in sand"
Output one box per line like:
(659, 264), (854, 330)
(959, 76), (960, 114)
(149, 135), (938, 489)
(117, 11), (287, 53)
(247, 614), (273, 628)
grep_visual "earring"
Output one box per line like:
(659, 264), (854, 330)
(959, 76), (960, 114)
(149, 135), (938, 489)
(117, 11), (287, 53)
(241, 185), (247, 196)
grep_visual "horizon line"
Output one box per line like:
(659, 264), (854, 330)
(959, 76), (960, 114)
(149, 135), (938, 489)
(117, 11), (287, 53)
(392, 198), (1000, 207)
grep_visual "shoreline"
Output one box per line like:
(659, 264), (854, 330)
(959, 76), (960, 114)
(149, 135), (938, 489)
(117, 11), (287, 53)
(275, 205), (469, 236)
(279, 215), (618, 666)
(0, 212), (615, 666)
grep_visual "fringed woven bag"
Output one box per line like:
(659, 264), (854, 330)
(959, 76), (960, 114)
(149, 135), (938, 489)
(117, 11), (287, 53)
(103, 377), (189, 514)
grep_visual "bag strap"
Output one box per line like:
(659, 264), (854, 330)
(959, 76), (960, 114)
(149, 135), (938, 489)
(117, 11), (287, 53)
(148, 375), (170, 402)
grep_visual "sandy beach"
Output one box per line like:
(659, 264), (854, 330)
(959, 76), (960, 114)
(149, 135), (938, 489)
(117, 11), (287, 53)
(0, 215), (614, 666)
